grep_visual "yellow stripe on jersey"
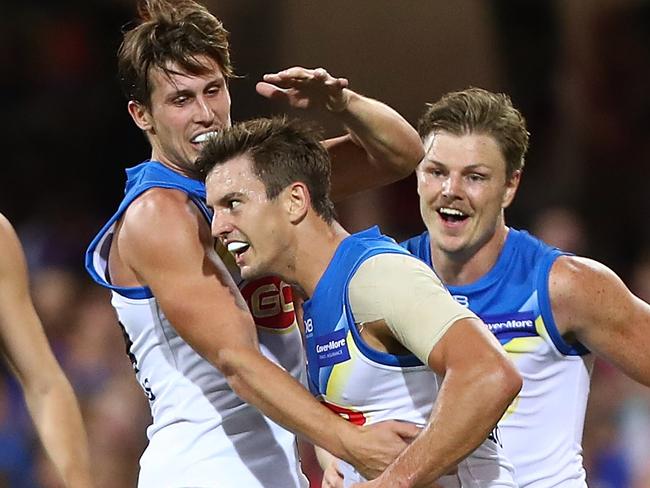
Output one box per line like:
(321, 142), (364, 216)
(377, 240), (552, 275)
(503, 315), (548, 353)
(325, 330), (357, 403)
(504, 336), (544, 354)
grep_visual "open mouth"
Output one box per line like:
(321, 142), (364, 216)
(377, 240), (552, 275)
(227, 241), (250, 258)
(437, 207), (469, 224)
(191, 131), (219, 144)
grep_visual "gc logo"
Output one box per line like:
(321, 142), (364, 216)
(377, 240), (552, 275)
(240, 276), (295, 329)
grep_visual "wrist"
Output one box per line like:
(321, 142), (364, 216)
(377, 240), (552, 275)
(327, 88), (354, 113)
(331, 418), (360, 464)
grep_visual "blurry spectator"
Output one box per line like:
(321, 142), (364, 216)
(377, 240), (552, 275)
(531, 206), (588, 255)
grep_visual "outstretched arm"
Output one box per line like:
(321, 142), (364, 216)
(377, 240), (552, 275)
(551, 255), (650, 386)
(0, 214), (93, 488)
(257, 67), (424, 201)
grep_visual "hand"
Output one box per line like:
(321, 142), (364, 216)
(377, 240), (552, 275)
(343, 420), (421, 480)
(322, 459), (344, 488)
(256, 67), (350, 112)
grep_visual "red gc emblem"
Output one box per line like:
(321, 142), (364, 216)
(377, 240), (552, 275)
(240, 276), (295, 330)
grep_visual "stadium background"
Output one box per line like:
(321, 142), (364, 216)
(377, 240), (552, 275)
(1, 0), (649, 486)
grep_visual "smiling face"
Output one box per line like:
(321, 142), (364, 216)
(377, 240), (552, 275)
(417, 130), (520, 259)
(128, 55), (231, 176)
(205, 154), (292, 280)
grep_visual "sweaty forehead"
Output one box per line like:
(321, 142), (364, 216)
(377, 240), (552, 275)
(423, 131), (505, 169)
(206, 155), (262, 195)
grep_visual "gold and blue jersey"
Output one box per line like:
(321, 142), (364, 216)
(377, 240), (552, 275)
(304, 227), (515, 487)
(402, 228), (593, 487)
(85, 161), (306, 488)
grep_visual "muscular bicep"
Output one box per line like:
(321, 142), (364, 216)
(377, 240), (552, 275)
(348, 253), (476, 365)
(118, 191), (258, 363)
(551, 256), (650, 386)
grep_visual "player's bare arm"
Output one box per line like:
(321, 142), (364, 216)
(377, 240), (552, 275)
(115, 190), (419, 478)
(550, 255), (650, 386)
(257, 66), (424, 201)
(0, 215), (93, 488)
(345, 255), (520, 488)
(354, 318), (520, 488)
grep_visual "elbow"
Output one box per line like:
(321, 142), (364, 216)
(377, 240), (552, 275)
(211, 347), (248, 386)
(494, 356), (523, 405)
(211, 346), (264, 399)
(391, 142), (425, 179)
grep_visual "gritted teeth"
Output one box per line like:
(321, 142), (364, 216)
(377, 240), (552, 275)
(438, 207), (467, 217)
(227, 241), (250, 254)
(191, 131), (219, 143)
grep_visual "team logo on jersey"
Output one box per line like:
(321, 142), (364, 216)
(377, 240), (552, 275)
(314, 329), (351, 367)
(480, 311), (537, 340)
(240, 276), (295, 330)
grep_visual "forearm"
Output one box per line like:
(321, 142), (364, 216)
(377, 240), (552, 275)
(218, 347), (357, 462)
(331, 90), (423, 178)
(377, 366), (519, 488)
(24, 374), (93, 487)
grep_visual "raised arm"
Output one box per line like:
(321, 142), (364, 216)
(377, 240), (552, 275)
(117, 190), (419, 478)
(0, 214), (93, 488)
(551, 255), (650, 386)
(257, 67), (424, 201)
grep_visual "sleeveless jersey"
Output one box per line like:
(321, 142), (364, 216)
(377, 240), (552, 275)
(304, 227), (515, 487)
(402, 227), (594, 487)
(85, 161), (307, 488)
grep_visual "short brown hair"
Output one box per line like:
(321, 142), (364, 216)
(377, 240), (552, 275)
(418, 88), (529, 178)
(118, 0), (234, 107)
(196, 117), (337, 223)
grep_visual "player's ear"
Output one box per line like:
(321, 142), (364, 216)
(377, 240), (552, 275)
(128, 100), (154, 132)
(502, 170), (522, 209)
(284, 182), (309, 224)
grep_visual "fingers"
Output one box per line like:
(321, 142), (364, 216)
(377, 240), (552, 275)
(322, 460), (345, 488)
(390, 420), (422, 441)
(262, 67), (348, 90)
(255, 81), (285, 100)
(371, 419), (422, 441)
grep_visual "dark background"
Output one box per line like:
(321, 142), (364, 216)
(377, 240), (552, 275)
(1, 1), (649, 486)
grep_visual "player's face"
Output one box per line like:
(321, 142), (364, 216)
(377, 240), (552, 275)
(206, 155), (291, 280)
(416, 131), (519, 257)
(129, 55), (232, 175)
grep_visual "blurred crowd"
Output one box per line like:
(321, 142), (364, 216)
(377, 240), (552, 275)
(1, 0), (649, 487)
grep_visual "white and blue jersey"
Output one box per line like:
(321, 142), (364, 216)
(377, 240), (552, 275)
(304, 227), (515, 487)
(402, 227), (593, 487)
(85, 161), (307, 488)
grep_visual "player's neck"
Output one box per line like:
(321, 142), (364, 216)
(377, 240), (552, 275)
(294, 219), (349, 298)
(150, 148), (195, 178)
(431, 223), (509, 287)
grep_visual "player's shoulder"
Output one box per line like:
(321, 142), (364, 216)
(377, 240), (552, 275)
(550, 255), (617, 289)
(549, 255), (627, 330)
(354, 252), (443, 290)
(123, 187), (203, 234)
(119, 187), (209, 261)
